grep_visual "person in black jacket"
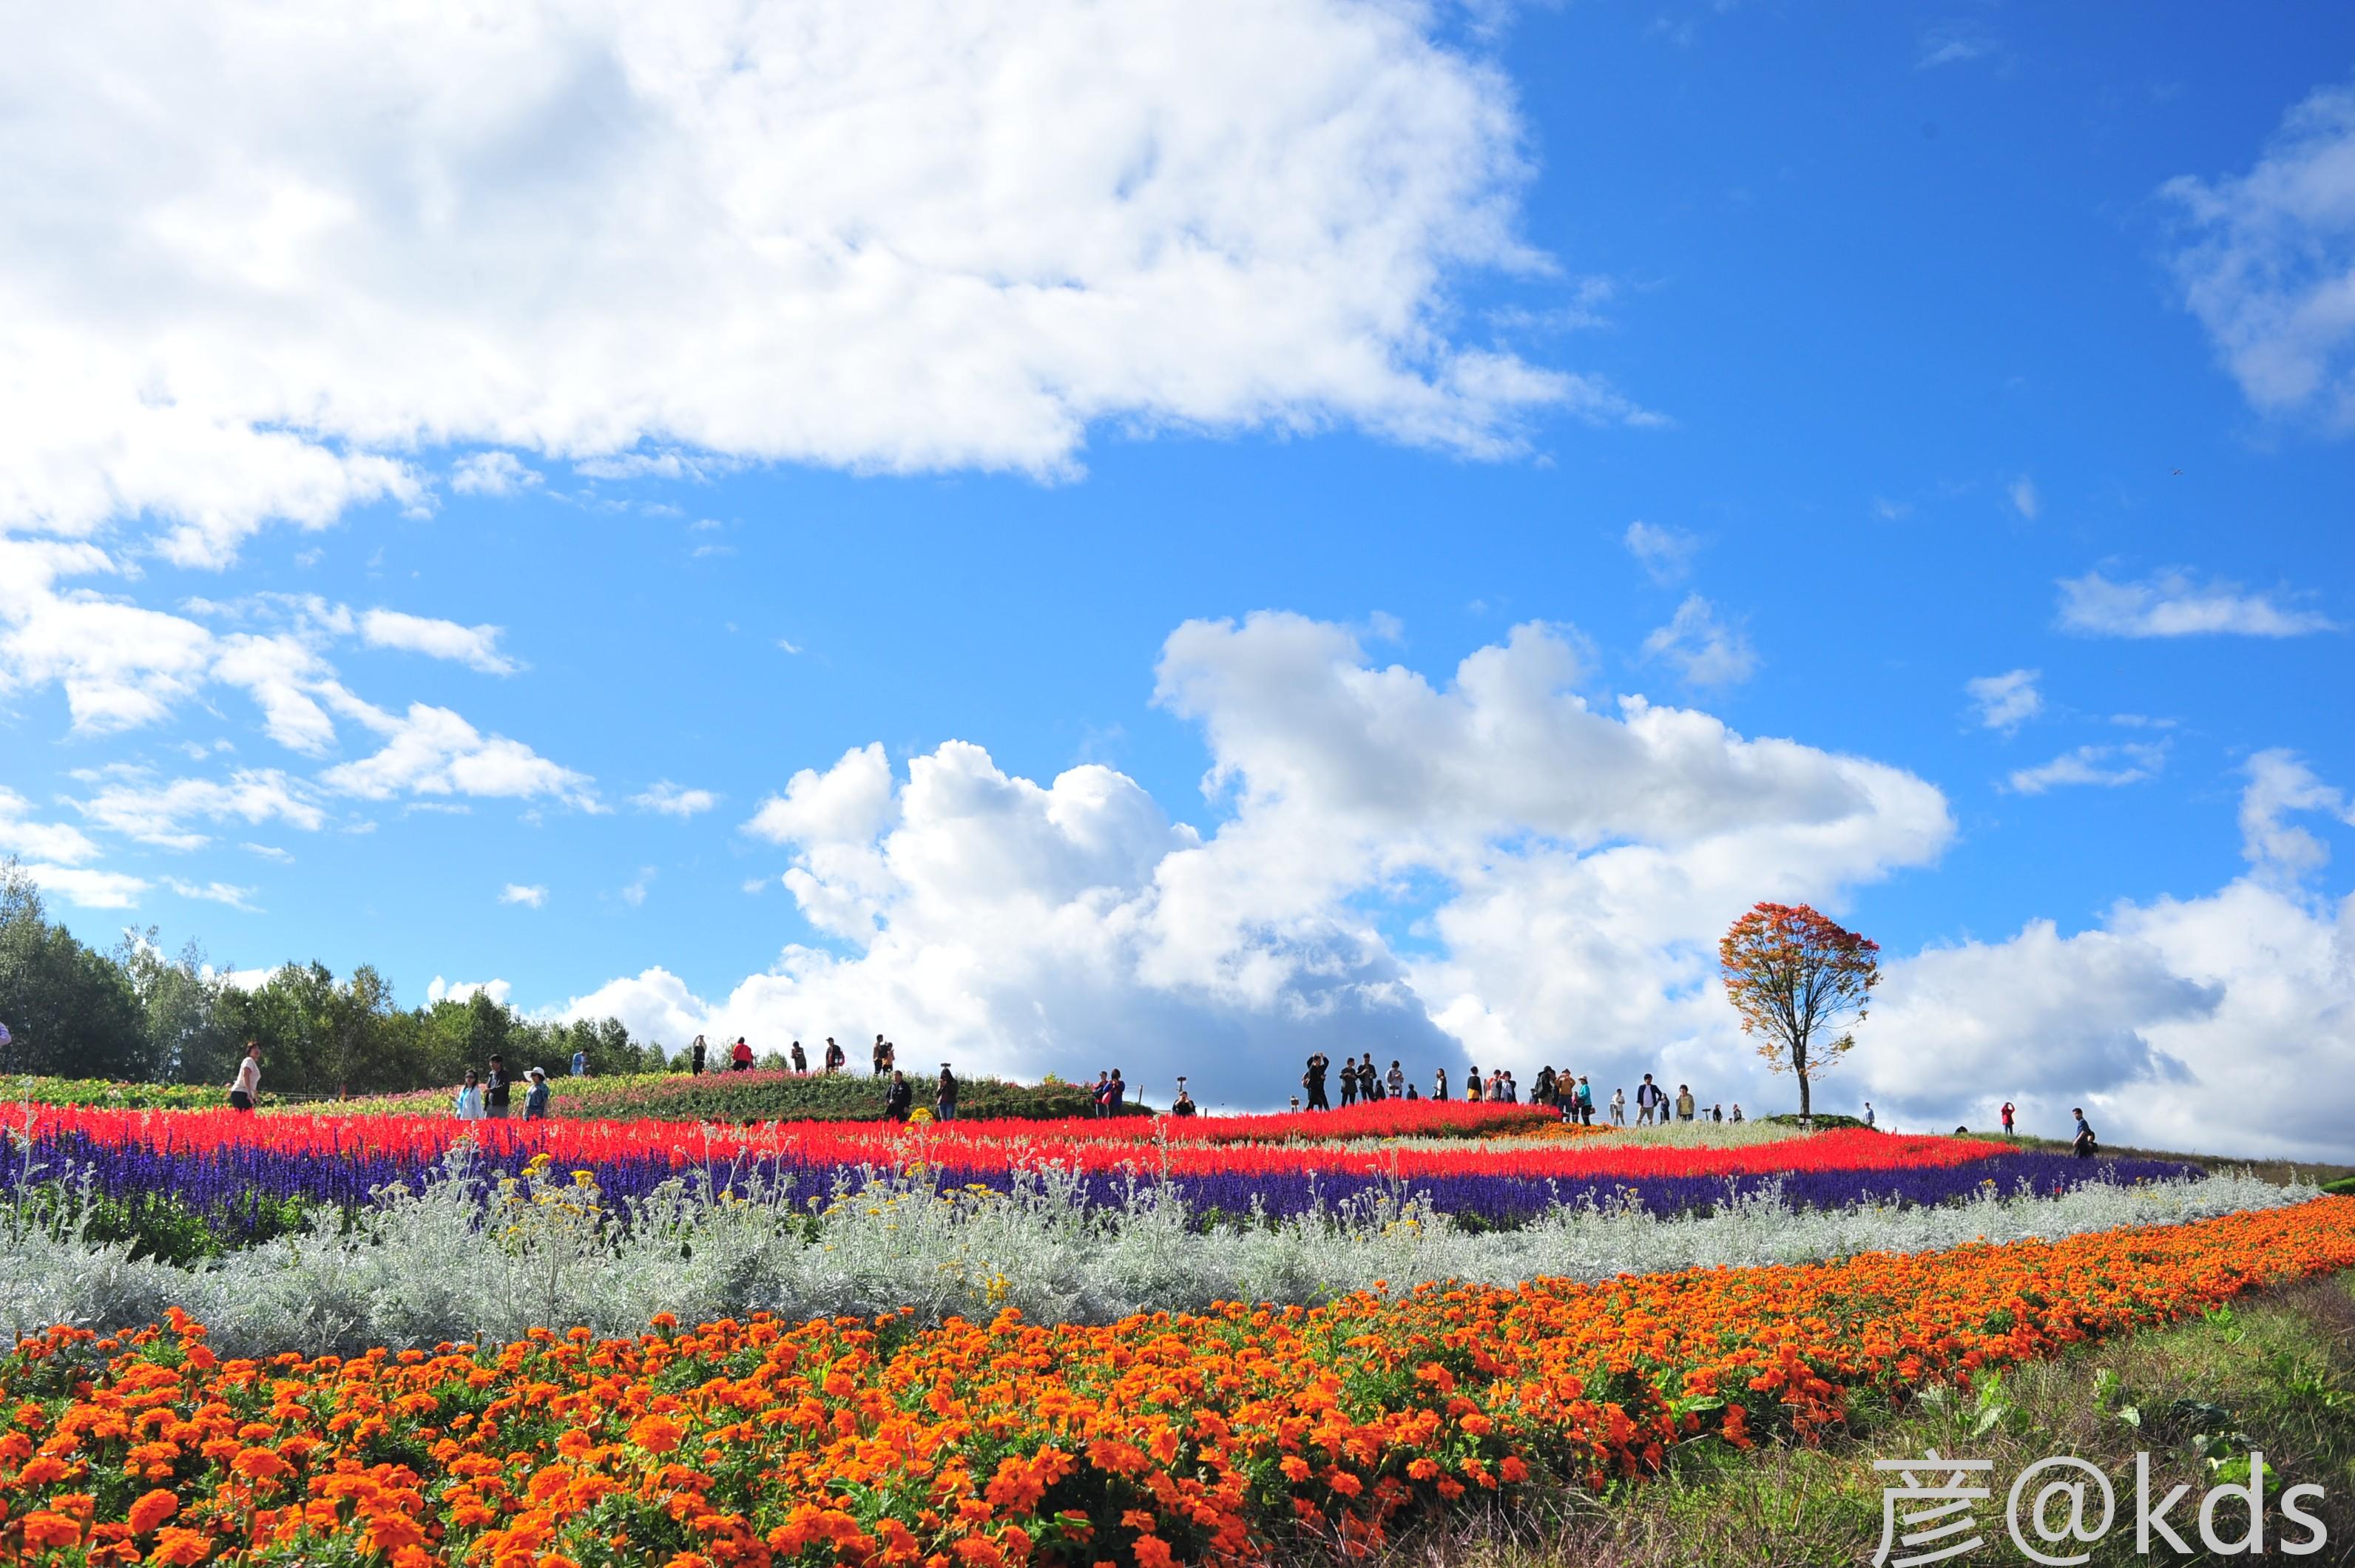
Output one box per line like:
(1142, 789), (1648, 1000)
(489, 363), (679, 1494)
(484, 1053), (511, 1120)
(936, 1064), (959, 1121)
(885, 1070), (913, 1121)
(1302, 1052), (1331, 1111)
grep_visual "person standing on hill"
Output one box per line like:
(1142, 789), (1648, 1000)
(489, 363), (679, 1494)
(453, 1069), (485, 1121)
(1171, 1078), (1197, 1116)
(936, 1063), (959, 1122)
(1635, 1074), (1661, 1125)
(1609, 1086), (1626, 1126)
(1432, 1067), (1450, 1101)
(726, 1037), (749, 1071)
(1091, 1071), (1112, 1116)
(1862, 1101), (1875, 1129)
(691, 1035), (707, 1075)
(791, 1040), (808, 1074)
(2001, 1100), (2016, 1135)
(1385, 1060), (1405, 1099)
(1465, 1068), (1484, 1104)
(1106, 1069), (1126, 1114)
(1533, 1065), (1557, 1107)
(1338, 1058), (1359, 1107)
(1578, 1076), (1595, 1124)
(822, 1038), (844, 1073)
(227, 1041), (262, 1111)
(1675, 1084), (1695, 1122)
(571, 1047), (587, 1077)
(1303, 1052), (1331, 1111)
(872, 1035), (888, 1075)
(484, 1054), (511, 1120)
(2071, 1106), (2098, 1159)
(885, 1070), (913, 1121)
(524, 1067), (551, 1119)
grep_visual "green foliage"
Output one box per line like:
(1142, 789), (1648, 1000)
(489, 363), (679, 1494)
(1759, 1112), (1871, 1131)
(0, 856), (656, 1097)
(2325, 1174), (2355, 1196)
(5, 1078), (260, 1110)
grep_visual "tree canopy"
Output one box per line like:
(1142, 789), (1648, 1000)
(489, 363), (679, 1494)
(1717, 900), (1879, 1121)
(0, 856), (660, 1093)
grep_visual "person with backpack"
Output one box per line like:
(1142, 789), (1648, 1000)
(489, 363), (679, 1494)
(822, 1038), (844, 1073)
(1576, 1075), (1595, 1125)
(2071, 1107), (2098, 1160)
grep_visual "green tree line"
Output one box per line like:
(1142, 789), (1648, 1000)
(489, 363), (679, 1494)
(0, 858), (662, 1095)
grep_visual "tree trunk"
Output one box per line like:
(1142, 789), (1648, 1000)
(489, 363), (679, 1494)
(1796, 1034), (1811, 1122)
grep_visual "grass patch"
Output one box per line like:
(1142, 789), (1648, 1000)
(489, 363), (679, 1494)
(1385, 1271), (2355, 1568)
(303, 1067), (1152, 1123)
(1956, 1131), (2355, 1190)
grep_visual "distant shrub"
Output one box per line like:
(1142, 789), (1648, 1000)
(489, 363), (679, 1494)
(1760, 1112), (1871, 1132)
(6, 1077), (267, 1112)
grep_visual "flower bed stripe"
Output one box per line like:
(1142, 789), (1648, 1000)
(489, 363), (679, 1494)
(5, 1196), (2349, 1567)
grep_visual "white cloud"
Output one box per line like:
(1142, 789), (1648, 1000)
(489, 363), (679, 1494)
(0, 786), (102, 865)
(359, 609), (519, 675)
(2057, 569), (2337, 638)
(2004, 743), (2166, 795)
(240, 842), (294, 863)
(2007, 476), (2039, 519)
(1917, 21), (1998, 70)
(1640, 595), (1757, 686)
(0, 0), (1643, 567)
(450, 451), (543, 496)
(425, 976), (512, 1007)
(1870, 755), (2355, 1160)
(2237, 748), (2355, 882)
(162, 876), (260, 911)
(630, 781), (718, 818)
(2163, 83), (2355, 427)
(72, 768), (325, 849)
(1621, 520), (1700, 584)
(589, 615), (1947, 1109)
(500, 882), (549, 908)
(621, 867), (656, 908)
(320, 702), (596, 808)
(20, 862), (149, 909)
(1966, 669), (2042, 733)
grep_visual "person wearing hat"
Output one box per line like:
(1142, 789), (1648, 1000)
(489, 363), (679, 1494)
(523, 1067), (551, 1118)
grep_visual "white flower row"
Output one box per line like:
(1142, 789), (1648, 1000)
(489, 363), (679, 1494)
(0, 1156), (2314, 1360)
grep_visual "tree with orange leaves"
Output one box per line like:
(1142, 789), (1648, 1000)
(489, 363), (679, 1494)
(1718, 901), (1879, 1122)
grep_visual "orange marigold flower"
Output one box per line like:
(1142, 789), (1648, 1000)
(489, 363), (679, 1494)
(127, 1490), (178, 1535)
(147, 1526), (212, 1567)
(19, 1512), (81, 1549)
(628, 1415), (686, 1456)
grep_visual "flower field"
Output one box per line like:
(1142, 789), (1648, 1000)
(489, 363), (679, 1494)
(4, 1106), (2189, 1240)
(1, 1092), (2344, 1566)
(4, 1196), (2352, 1567)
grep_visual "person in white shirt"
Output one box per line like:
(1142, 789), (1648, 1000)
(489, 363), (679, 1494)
(1609, 1087), (1626, 1126)
(227, 1042), (262, 1111)
(453, 1069), (486, 1121)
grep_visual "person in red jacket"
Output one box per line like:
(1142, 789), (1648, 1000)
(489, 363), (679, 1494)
(731, 1037), (754, 1071)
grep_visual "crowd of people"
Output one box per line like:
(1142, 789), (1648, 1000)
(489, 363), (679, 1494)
(1294, 1053), (1751, 1125)
(219, 1033), (2076, 1146)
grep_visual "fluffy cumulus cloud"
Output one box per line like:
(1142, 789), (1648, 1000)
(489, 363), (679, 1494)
(631, 782), (718, 819)
(1868, 751), (2355, 1159)
(2056, 569), (2337, 638)
(570, 614), (1950, 1111)
(2164, 81), (2355, 428)
(0, 0), (1641, 568)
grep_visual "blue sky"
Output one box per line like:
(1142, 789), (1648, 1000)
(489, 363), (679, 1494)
(4, 2), (2352, 1152)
